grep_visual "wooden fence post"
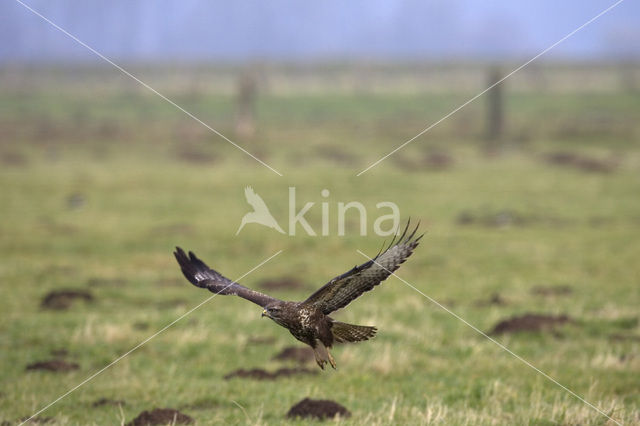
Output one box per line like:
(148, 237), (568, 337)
(485, 66), (504, 154)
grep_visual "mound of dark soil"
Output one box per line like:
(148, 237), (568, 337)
(531, 286), (573, 296)
(272, 346), (314, 364)
(126, 408), (193, 426)
(258, 277), (303, 290)
(424, 151), (454, 170)
(544, 152), (617, 173)
(0, 151), (28, 166)
(224, 367), (317, 381)
(286, 398), (351, 420)
(41, 289), (93, 310)
(26, 359), (79, 372)
(66, 193), (86, 210)
(175, 143), (218, 165)
(315, 146), (357, 166)
(393, 151), (454, 172)
(92, 398), (126, 407)
(489, 313), (571, 335)
(474, 293), (507, 307)
(133, 322), (150, 331)
(609, 334), (640, 342)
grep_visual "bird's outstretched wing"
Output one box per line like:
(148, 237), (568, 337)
(303, 220), (422, 315)
(245, 186), (269, 212)
(174, 247), (279, 308)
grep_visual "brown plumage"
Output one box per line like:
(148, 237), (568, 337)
(174, 221), (422, 369)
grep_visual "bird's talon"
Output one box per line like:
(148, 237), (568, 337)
(327, 350), (337, 369)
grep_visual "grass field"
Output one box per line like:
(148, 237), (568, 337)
(1, 66), (639, 424)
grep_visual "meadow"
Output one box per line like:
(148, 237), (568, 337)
(1, 64), (639, 425)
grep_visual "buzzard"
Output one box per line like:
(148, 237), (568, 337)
(174, 221), (422, 369)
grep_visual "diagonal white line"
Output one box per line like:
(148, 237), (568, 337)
(13, 0), (283, 177)
(356, 0), (626, 176)
(356, 249), (621, 425)
(19, 249), (283, 426)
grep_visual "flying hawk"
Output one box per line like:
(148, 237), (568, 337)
(174, 222), (421, 369)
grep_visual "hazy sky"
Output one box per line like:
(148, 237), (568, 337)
(1, 0), (638, 62)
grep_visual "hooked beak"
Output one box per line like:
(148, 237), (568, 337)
(261, 309), (268, 318)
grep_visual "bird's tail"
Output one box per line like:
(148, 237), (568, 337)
(331, 321), (377, 343)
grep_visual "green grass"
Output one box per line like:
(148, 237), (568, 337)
(1, 83), (639, 425)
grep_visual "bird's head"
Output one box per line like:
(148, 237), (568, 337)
(261, 303), (287, 325)
(261, 304), (281, 318)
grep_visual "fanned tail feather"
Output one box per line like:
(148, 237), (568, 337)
(331, 321), (377, 343)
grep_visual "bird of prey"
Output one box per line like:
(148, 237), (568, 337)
(174, 221), (421, 369)
(236, 186), (285, 235)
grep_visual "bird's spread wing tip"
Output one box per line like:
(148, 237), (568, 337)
(305, 218), (421, 314)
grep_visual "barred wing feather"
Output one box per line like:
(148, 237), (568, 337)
(304, 221), (422, 314)
(174, 247), (279, 308)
